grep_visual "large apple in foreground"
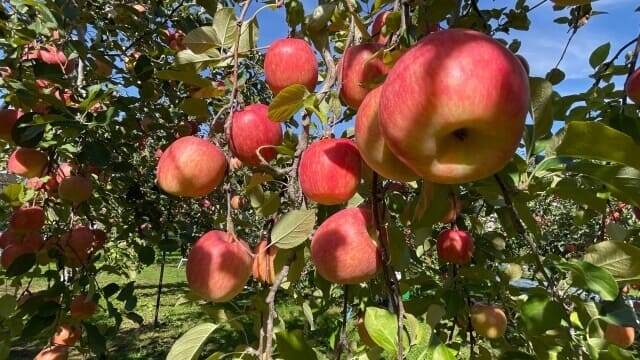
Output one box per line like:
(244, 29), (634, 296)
(470, 304), (507, 339)
(625, 68), (640, 104)
(436, 229), (474, 265)
(604, 324), (635, 348)
(0, 109), (22, 143)
(378, 29), (529, 184)
(186, 230), (253, 302)
(355, 86), (418, 182)
(311, 207), (382, 284)
(339, 43), (389, 109)
(264, 38), (318, 94)
(299, 138), (362, 205)
(8, 148), (49, 178)
(230, 104), (283, 165)
(156, 136), (227, 197)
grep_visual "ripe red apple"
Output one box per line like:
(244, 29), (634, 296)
(252, 240), (277, 284)
(470, 304), (507, 339)
(625, 68), (640, 104)
(551, 0), (591, 6)
(51, 324), (81, 346)
(0, 109), (22, 143)
(1, 243), (34, 269)
(8, 148), (49, 178)
(264, 38), (318, 94)
(58, 176), (93, 204)
(605, 324), (635, 348)
(156, 136), (227, 197)
(230, 104), (283, 165)
(55, 163), (75, 183)
(436, 229), (474, 265)
(311, 207), (382, 284)
(371, 11), (392, 44)
(164, 29), (186, 51)
(516, 54), (530, 75)
(186, 230), (253, 302)
(10, 206), (45, 233)
(70, 294), (98, 320)
(378, 29), (529, 184)
(34, 345), (69, 360)
(0, 230), (42, 251)
(37, 46), (67, 66)
(355, 86), (418, 182)
(230, 195), (246, 210)
(299, 138), (362, 205)
(338, 43), (389, 109)
(60, 226), (94, 268)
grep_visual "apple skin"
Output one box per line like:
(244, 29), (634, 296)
(0, 230), (43, 251)
(60, 227), (94, 268)
(551, 0), (591, 6)
(299, 138), (362, 205)
(230, 195), (247, 210)
(186, 230), (253, 302)
(34, 345), (69, 360)
(58, 176), (93, 203)
(311, 207), (382, 284)
(0, 109), (22, 143)
(156, 136), (227, 198)
(625, 69), (640, 104)
(8, 148), (49, 178)
(0, 243), (33, 269)
(470, 304), (507, 339)
(516, 54), (530, 75)
(371, 11), (390, 44)
(70, 294), (98, 320)
(252, 240), (277, 284)
(339, 43), (389, 109)
(51, 324), (81, 346)
(355, 86), (419, 182)
(378, 28), (529, 184)
(230, 104), (283, 166)
(605, 324), (635, 348)
(436, 229), (474, 265)
(264, 38), (318, 94)
(10, 206), (45, 233)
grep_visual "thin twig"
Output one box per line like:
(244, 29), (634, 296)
(622, 31), (640, 106)
(554, 29), (577, 70)
(264, 251), (296, 360)
(333, 286), (350, 360)
(592, 37), (637, 88)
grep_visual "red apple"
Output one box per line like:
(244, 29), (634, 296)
(156, 136), (227, 197)
(355, 86), (418, 182)
(625, 68), (640, 104)
(70, 294), (98, 320)
(60, 226), (94, 268)
(371, 11), (390, 44)
(1, 243), (33, 269)
(230, 195), (246, 210)
(311, 207), (382, 284)
(0, 109), (22, 143)
(338, 43), (389, 109)
(34, 345), (69, 360)
(264, 38), (318, 94)
(186, 230), (253, 302)
(8, 148), (49, 178)
(58, 176), (93, 204)
(55, 163), (75, 183)
(378, 29), (529, 184)
(3, 231), (44, 252)
(252, 240), (277, 284)
(516, 54), (530, 75)
(51, 324), (81, 346)
(436, 229), (474, 265)
(604, 324), (635, 348)
(230, 104), (283, 165)
(299, 138), (362, 205)
(199, 199), (212, 209)
(10, 206), (45, 233)
(471, 304), (507, 339)
(164, 29), (185, 51)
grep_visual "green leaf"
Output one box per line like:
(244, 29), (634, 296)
(211, 8), (237, 48)
(521, 294), (564, 334)
(432, 343), (456, 360)
(275, 329), (318, 360)
(0, 183), (26, 207)
(167, 323), (220, 360)
(529, 77), (553, 141)
(584, 241), (640, 281)
(268, 84), (308, 122)
(556, 260), (618, 301)
(601, 295), (637, 327)
(565, 162), (640, 208)
(179, 98), (210, 117)
(589, 42), (610, 69)
(365, 307), (398, 355)
(175, 49), (221, 66)
(84, 322), (107, 355)
(196, 0), (218, 16)
(155, 70), (213, 88)
(546, 68), (565, 85)
(557, 122), (640, 171)
(388, 226), (411, 271)
(237, 18), (259, 54)
(270, 209), (316, 249)
(0, 295), (17, 319)
(183, 26), (220, 54)
(256, 191), (281, 217)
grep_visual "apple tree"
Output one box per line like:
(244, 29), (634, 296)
(1, 0), (640, 359)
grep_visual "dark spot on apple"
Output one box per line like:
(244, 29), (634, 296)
(452, 128), (467, 141)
